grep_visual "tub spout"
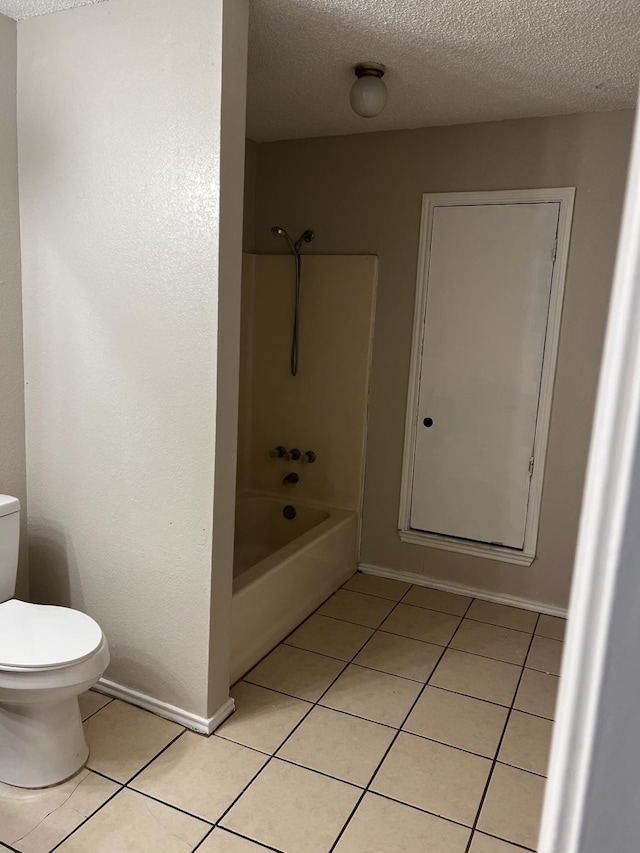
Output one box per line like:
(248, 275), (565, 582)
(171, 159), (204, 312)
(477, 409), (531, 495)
(282, 472), (299, 485)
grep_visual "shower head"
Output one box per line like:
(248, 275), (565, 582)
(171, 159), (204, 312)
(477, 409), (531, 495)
(294, 230), (315, 252)
(271, 225), (296, 255)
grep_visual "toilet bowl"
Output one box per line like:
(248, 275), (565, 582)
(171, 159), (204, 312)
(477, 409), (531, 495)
(0, 599), (110, 788)
(0, 496), (109, 788)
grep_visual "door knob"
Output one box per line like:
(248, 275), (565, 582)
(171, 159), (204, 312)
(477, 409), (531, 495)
(423, 417), (434, 427)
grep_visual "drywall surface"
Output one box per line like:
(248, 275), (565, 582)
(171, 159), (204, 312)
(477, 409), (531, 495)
(239, 254), (376, 511)
(243, 139), (257, 251)
(254, 111), (634, 608)
(18, 0), (228, 717)
(0, 13), (27, 598)
(207, 0), (249, 713)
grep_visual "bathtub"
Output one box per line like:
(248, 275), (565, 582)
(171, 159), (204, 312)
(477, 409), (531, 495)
(230, 493), (358, 683)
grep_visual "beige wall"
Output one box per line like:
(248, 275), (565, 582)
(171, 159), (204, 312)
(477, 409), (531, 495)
(239, 254), (376, 511)
(18, 0), (246, 719)
(254, 111), (634, 608)
(243, 139), (258, 252)
(0, 13), (27, 598)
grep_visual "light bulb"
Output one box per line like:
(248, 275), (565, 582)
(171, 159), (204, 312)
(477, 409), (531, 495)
(350, 63), (387, 118)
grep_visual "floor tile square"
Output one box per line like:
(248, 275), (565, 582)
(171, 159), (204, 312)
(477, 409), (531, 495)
(317, 589), (395, 627)
(277, 705), (395, 786)
(56, 788), (209, 852)
(78, 690), (112, 721)
(333, 792), (470, 853)
(131, 731), (267, 822)
(402, 586), (472, 616)
(342, 573), (411, 601)
(477, 763), (546, 849)
(381, 604), (460, 645)
(371, 732), (491, 826)
(221, 759), (361, 853)
(536, 614), (566, 641)
(404, 686), (508, 757)
(469, 833), (524, 852)
(199, 829), (272, 851)
(514, 668), (559, 719)
(499, 710), (553, 776)
(353, 631), (442, 681)
(84, 699), (183, 783)
(450, 620), (531, 665)
(526, 635), (563, 675)
(285, 615), (374, 661)
(0, 769), (118, 853)
(245, 644), (345, 701)
(466, 600), (538, 633)
(216, 682), (311, 753)
(431, 649), (522, 706)
(320, 664), (422, 727)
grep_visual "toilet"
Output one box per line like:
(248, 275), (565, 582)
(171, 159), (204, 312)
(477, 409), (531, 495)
(0, 495), (109, 788)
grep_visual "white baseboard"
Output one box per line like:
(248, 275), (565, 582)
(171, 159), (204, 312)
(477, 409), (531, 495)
(94, 678), (235, 735)
(359, 562), (568, 619)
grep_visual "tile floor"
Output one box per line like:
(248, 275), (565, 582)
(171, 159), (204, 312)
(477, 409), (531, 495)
(0, 573), (564, 852)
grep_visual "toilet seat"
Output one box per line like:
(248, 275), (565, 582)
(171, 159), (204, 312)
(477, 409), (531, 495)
(0, 599), (103, 670)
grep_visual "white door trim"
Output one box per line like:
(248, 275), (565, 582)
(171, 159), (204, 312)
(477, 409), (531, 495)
(399, 188), (575, 565)
(538, 104), (640, 852)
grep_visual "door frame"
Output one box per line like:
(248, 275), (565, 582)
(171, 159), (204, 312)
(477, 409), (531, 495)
(539, 101), (640, 852)
(398, 188), (575, 565)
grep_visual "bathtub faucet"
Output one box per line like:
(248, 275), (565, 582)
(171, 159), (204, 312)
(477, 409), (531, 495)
(282, 472), (299, 486)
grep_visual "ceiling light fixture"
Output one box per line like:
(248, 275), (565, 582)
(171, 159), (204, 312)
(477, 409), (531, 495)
(350, 62), (387, 118)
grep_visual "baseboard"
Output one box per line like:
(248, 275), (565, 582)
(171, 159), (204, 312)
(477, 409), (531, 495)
(358, 562), (568, 618)
(94, 678), (235, 735)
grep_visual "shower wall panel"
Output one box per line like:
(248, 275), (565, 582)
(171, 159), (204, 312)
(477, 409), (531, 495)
(238, 254), (377, 512)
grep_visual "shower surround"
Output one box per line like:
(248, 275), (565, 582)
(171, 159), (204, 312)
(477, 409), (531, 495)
(232, 253), (377, 680)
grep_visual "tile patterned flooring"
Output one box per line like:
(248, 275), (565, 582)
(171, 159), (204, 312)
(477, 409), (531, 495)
(0, 573), (564, 852)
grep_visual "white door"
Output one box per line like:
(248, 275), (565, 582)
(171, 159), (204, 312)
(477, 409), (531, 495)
(410, 201), (560, 548)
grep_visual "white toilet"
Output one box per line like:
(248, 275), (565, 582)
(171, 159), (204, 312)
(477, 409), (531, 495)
(0, 495), (109, 788)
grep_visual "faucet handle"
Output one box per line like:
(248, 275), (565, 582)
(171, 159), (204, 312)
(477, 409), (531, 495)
(289, 448), (301, 461)
(270, 445), (289, 459)
(302, 450), (317, 464)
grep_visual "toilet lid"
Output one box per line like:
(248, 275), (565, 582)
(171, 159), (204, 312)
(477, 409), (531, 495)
(0, 599), (103, 669)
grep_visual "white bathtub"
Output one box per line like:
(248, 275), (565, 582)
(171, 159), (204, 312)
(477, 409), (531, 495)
(231, 493), (358, 683)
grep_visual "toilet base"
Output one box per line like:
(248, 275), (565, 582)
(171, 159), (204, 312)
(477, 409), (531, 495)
(0, 696), (89, 788)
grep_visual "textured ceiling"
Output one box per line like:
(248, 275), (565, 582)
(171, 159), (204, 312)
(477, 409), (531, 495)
(3, 0), (637, 142)
(0, 0), (104, 19)
(247, 0), (640, 142)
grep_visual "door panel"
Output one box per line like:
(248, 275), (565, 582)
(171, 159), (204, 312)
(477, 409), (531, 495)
(410, 202), (560, 548)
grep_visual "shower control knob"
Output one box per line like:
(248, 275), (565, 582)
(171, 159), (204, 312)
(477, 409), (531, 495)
(289, 448), (301, 461)
(302, 451), (317, 464)
(270, 445), (289, 459)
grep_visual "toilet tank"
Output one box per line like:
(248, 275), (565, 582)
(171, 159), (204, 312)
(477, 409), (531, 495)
(0, 496), (20, 603)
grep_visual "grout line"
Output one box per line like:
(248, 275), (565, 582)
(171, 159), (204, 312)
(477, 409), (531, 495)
(80, 694), (114, 723)
(122, 787), (215, 825)
(473, 828), (537, 851)
(327, 592), (477, 851)
(49, 584), (551, 852)
(48, 783), (125, 852)
(230, 579), (367, 688)
(191, 826), (216, 852)
(48, 728), (190, 852)
(115, 728), (188, 787)
(196, 825), (287, 852)
(462, 612), (543, 853)
(215, 583), (417, 843)
(238, 668), (556, 721)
